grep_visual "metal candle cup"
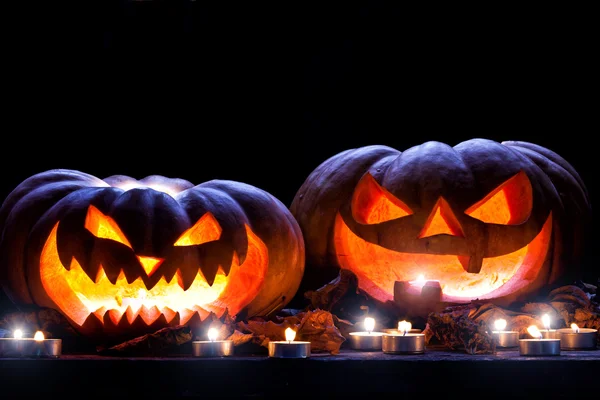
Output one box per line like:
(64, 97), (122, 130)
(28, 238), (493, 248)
(557, 328), (598, 350)
(519, 325), (560, 356)
(268, 340), (311, 358)
(192, 340), (234, 357)
(519, 339), (561, 356)
(349, 317), (383, 351)
(349, 332), (383, 351)
(192, 327), (234, 357)
(492, 331), (519, 348)
(382, 333), (425, 355)
(268, 327), (310, 358)
(0, 338), (62, 357)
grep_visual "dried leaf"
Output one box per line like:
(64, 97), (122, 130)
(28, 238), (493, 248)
(236, 309), (346, 354)
(226, 329), (256, 346)
(509, 315), (540, 337)
(422, 282), (600, 351)
(303, 269), (400, 326)
(520, 302), (557, 316)
(549, 285), (591, 307)
(297, 309), (346, 354)
(304, 269), (359, 311)
(423, 312), (495, 354)
(190, 310), (236, 341)
(99, 325), (192, 356)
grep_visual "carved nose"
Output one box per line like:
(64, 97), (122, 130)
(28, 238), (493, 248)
(137, 255), (164, 277)
(418, 198), (464, 238)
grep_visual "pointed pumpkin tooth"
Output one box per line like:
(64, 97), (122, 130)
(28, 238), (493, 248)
(139, 305), (161, 326)
(168, 312), (181, 327)
(198, 261), (219, 287)
(179, 308), (195, 325)
(161, 307), (177, 324)
(232, 226), (249, 265)
(191, 305), (210, 321)
(107, 309), (124, 326)
(176, 268), (197, 291)
(93, 306), (108, 321)
(125, 305), (141, 325)
(81, 312), (104, 333)
(123, 266), (142, 284)
(67, 257), (94, 285)
(104, 267), (122, 285)
(95, 266), (109, 284)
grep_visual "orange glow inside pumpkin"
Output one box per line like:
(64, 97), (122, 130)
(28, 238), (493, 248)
(40, 218), (269, 327)
(335, 170), (549, 303)
(335, 212), (551, 302)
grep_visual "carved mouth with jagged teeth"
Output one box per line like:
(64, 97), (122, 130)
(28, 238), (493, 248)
(39, 221), (269, 328)
(334, 212), (553, 303)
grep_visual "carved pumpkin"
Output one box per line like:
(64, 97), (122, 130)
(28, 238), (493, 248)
(291, 139), (591, 308)
(0, 170), (304, 340)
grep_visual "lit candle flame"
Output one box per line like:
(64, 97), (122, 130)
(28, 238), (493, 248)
(364, 317), (375, 333)
(34, 331), (45, 341)
(13, 329), (23, 339)
(527, 325), (543, 339)
(285, 327), (296, 342)
(494, 319), (507, 331)
(398, 320), (412, 336)
(571, 323), (580, 333)
(207, 328), (218, 342)
(542, 314), (551, 330)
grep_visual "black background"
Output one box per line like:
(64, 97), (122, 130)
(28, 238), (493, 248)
(2, 3), (597, 282)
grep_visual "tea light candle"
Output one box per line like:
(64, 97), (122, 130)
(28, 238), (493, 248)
(557, 323), (598, 350)
(382, 320), (425, 355)
(268, 327), (311, 358)
(382, 320), (422, 335)
(540, 313), (557, 339)
(192, 328), (234, 357)
(519, 325), (560, 356)
(491, 318), (519, 348)
(349, 317), (383, 351)
(0, 330), (62, 358)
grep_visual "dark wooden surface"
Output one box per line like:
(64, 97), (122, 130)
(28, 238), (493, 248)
(1, 349), (599, 398)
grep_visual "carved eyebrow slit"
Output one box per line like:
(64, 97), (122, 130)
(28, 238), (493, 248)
(84, 205), (132, 248)
(174, 212), (222, 246)
(352, 172), (413, 224)
(465, 170), (533, 225)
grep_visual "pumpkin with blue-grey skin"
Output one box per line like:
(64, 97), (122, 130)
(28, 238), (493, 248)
(291, 139), (591, 307)
(0, 170), (305, 340)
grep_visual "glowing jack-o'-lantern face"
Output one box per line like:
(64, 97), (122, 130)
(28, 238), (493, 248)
(335, 170), (552, 302)
(291, 140), (591, 307)
(40, 205), (268, 329)
(0, 171), (304, 341)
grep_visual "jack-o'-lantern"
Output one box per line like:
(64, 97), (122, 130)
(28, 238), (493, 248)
(0, 170), (304, 341)
(291, 139), (591, 308)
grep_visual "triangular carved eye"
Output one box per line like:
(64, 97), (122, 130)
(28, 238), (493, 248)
(465, 170), (532, 225)
(174, 212), (222, 246)
(85, 205), (132, 248)
(352, 172), (413, 224)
